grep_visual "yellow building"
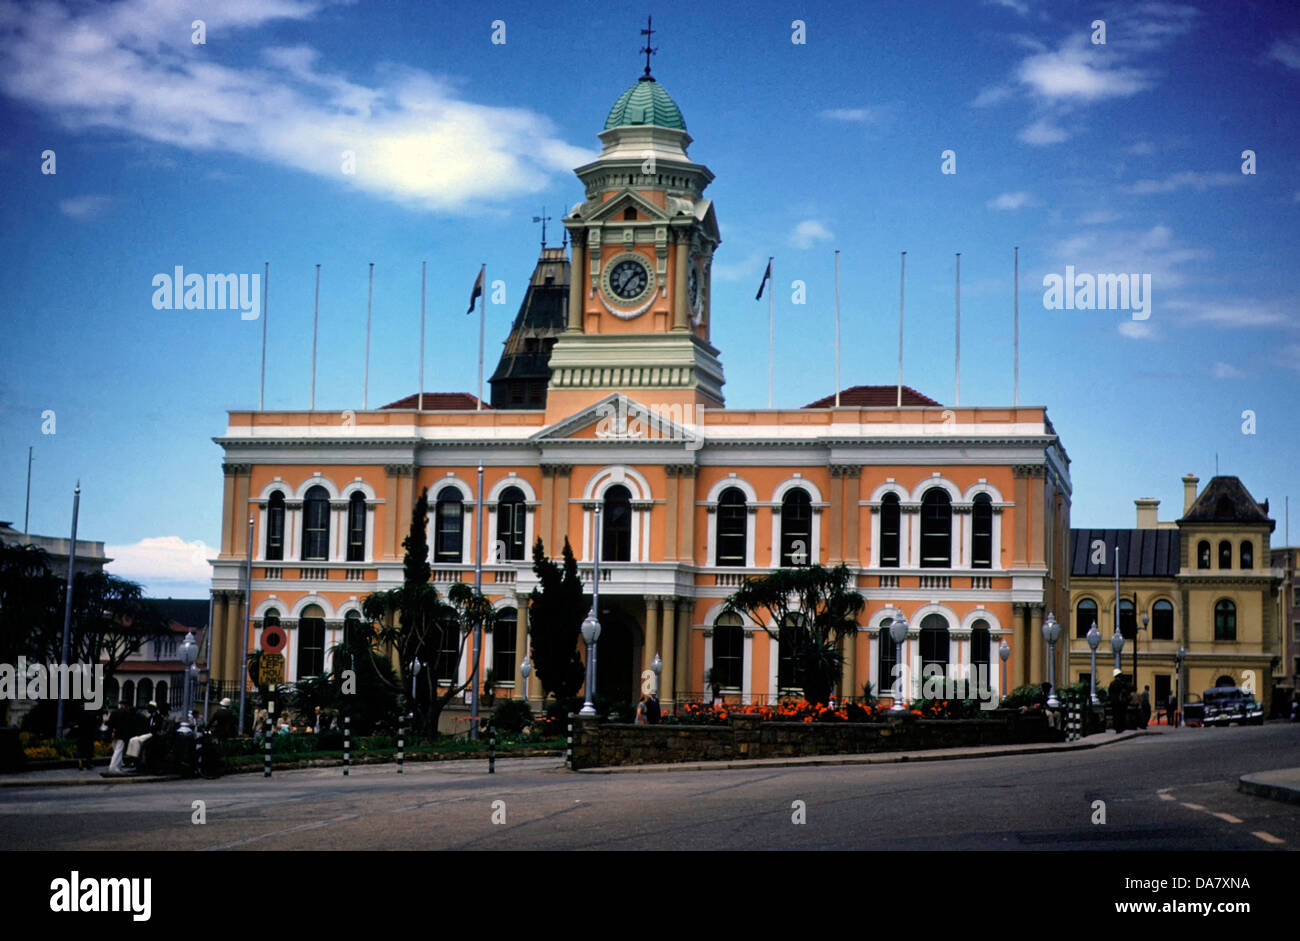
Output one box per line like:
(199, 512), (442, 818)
(206, 68), (1074, 713)
(1068, 474), (1282, 713)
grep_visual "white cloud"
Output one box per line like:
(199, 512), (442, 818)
(788, 220), (834, 250)
(820, 108), (879, 123)
(987, 191), (1033, 211)
(1164, 298), (1292, 328)
(105, 536), (215, 591)
(971, 85), (1013, 108)
(1079, 209), (1121, 225)
(1125, 140), (1156, 156)
(1210, 361), (1242, 379)
(0, 0), (594, 213)
(1118, 321), (1156, 340)
(711, 249), (768, 283)
(1268, 35), (1300, 70)
(985, 0), (1030, 15)
(1017, 41), (1152, 101)
(58, 195), (113, 219)
(1122, 171), (1244, 195)
(1048, 223), (1208, 295)
(1018, 118), (1068, 145)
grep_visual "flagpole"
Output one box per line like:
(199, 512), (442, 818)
(1014, 246), (1020, 408)
(419, 261), (426, 412)
(259, 261), (269, 410)
(834, 250), (841, 408)
(55, 481), (80, 738)
(477, 263), (486, 411)
(363, 263), (373, 410)
(955, 252), (961, 407)
(897, 251), (906, 408)
(310, 264), (320, 410)
(768, 258), (774, 409)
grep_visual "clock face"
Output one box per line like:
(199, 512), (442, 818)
(609, 258), (649, 300)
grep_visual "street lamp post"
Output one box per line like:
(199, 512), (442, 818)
(410, 657), (422, 714)
(178, 632), (198, 731)
(1086, 621), (1101, 704)
(519, 655), (531, 703)
(1110, 624), (1125, 673)
(889, 612), (910, 712)
(1176, 646), (1186, 728)
(651, 652), (663, 697)
(1042, 612), (1061, 708)
(998, 638), (1010, 702)
(1135, 611), (1147, 692)
(579, 504), (603, 717)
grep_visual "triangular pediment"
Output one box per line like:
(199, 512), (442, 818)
(584, 190), (670, 224)
(531, 392), (702, 444)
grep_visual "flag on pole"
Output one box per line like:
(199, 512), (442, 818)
(755, 257), (773, 300)
(468, 266), (485, 314)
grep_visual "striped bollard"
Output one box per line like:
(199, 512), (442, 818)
(565, 716), (573, 770)
(488, 722), (496, 774)
(264, 710), (272, 777)
(397, 714), (404, 774)
(343, 715), (351, 776)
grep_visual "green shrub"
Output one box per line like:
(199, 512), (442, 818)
(492, 699), (534, 734)
(999, 684), (1046, 709)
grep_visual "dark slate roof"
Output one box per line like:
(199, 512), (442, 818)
(149, 598), (210, 628)
(803, 385), (942, 408)
(1180, 475), (1272, 526)
(380, 393), (488, 410)
(1070, 528), (1180, 578)
(489, 246), (570, 408)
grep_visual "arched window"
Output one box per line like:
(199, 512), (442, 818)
(879, 493), (901, 568)
(713, 612), (744, 689)
(302, 485), (330, 561)
(877, 622), (898, 696)
(970, 619), (991, 677)
(919, 613), (949, 679)
(106, 677), (119, 707)
(493, 607), (517, 684)
(1076, 598), (1098, 639)
(1218, 540), (1232, 569)
(716, 488), (747, 566)
(346, 492), (366, 562)
(1152, 599), (1174, 640)
(434, 489), (464, 563)
(780, 489), (812, 566)
(299, 604), (326, 678)
(122, 680), (135, 708)
(1215, 674), (1235, 688)
(777, 615), (802, 693)
(920, 489), (952, 568)
(266, 491), (285, 560)
(602, 485), (632, 562)
(1197, 540), (1211, 570)
(1119, 598), (1136, 639)
(1239, 541), (1253, 569)
(137, 678), (153, 707)
(971, 493), (993, 569)
(496, 486), (527, 562)
(1214, 600), (1236, 641)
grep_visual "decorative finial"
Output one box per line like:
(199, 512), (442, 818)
(531, 207), (552, 249)
(639, 15), (657, 81)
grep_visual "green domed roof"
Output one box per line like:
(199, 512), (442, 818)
(603, 78), (686, 131)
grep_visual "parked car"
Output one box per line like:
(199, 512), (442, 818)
(1200, 686), (1264, 727)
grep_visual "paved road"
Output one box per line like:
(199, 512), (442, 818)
(2, 724), (1298, 851)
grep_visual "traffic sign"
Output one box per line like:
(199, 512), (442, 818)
(259, 653), (285, 686)
(262, 625), (286, 655)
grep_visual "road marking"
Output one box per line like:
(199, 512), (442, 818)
(1210, 812), (1242, 824)
(1157, 789), (1175, 801)
(202, 813), (361, 850)
(1252, 831), (1284, 845)
(1180, 802), (1206, 811)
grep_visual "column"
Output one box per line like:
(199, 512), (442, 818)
(673, 238), (689, 331)
(1012, 466), (1030, 566)
(223, 591), (243, 687)
(539, 466), (556, 554)
(232, 466), (252, 557)
(661, 597), (677, 709)
(664, 469), (680, 561)
(567, 233), (585, 332)
(844, 467), (861, 564)
(1029, 604), (1044, 687)
(678, 466), (697, 562)
(827, 468), (845, 564)
(842, 628), (857, 700)
(643, 596), (660, 675)
(675, 599), (693, 706)
(554, 465), (573, 548)
(210, 592), (229, 682)
(220, 465), (238, 555)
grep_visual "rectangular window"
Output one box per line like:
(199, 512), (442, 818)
(492, 611), (517, 685)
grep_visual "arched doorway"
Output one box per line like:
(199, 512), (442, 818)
(593, 603), (640, 709)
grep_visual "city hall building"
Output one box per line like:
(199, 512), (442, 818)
(206, 68), (1073, 711)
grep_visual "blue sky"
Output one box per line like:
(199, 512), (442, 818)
(1, 0), (1298, 596)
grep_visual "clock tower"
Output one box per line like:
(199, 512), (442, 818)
(547, 55), (723, 421)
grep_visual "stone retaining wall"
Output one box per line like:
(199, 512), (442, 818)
(569, 711), (1056, 769)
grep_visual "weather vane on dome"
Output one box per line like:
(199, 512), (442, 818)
(639, 15), (657, 81)
(531, 207), (551, 249)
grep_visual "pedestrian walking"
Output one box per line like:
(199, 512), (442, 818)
(646, 692), (661, 725)
(634, 696), (648, 725)
(106, 703), (130, 773)
(1109, 670), (1128, 733)
(1140, 686), (1152, 728)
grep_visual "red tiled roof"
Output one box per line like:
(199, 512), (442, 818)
(380, 393), (490, 410)
(803, 385), (942, 408)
